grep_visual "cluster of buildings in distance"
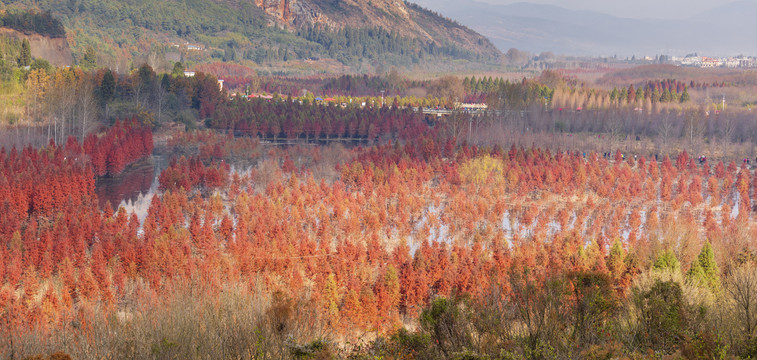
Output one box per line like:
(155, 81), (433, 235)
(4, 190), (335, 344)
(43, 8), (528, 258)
(676, 55), (756, 68)
(526, 53), (757, 70)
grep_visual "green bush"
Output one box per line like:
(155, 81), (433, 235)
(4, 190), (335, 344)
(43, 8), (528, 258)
(390, 328), (433, 358)
(290, 339), (333, 359)
(633, 279), (686, 352)
(680, 332), (728, 360)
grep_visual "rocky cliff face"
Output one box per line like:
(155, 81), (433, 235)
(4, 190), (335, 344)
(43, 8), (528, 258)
(253, 0), (500, 58)
(0, 28), (73, 66)
(254, 0), (335, 27)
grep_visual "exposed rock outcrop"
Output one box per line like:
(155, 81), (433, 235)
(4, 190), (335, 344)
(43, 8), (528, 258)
(0, 27), (73, 66)
(254, 0), (335, 27)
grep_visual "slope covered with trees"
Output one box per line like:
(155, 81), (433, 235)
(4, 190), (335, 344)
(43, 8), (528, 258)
(0, 0), (499, 71)
(0, 9), (64, 38)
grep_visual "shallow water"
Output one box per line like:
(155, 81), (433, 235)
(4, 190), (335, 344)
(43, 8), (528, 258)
(95, 155), (168, 211)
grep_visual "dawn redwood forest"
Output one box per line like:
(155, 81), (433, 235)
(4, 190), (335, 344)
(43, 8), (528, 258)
(5, 64), (757, 359)
(7, 4), (757, 360)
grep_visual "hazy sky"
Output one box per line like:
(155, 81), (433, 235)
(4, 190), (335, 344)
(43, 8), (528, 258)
(436, 0), (733, 19)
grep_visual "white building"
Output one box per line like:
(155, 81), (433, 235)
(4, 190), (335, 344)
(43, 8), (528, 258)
(724, 58), (740, 68)
(681, 56), (702, 67)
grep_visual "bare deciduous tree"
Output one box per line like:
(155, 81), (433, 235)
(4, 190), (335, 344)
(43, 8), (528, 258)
(77, 78), (99, 140)
(727, 263), (757, 341)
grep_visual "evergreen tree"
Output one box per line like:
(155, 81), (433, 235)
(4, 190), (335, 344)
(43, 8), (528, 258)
(160, 72), (171, 90)
(98, 69), (115, 105)
(172, 62), (185, 77)
(651, 88), (660, 103)
(462, 77), (471, 93)
(619, 87), (627, 101)
(680, 87), (690, 103)
(653, 249), (680, 273)
(607, 239), (625, 280)
(661, 89), (672, 102)
(687, 240), (721, 292)
(19, 38), (31, 67)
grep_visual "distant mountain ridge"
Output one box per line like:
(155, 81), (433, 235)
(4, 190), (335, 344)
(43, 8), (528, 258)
(0, 0), (500, 71)
(413, 0), (757, 56)
(691, 0), (757, 23)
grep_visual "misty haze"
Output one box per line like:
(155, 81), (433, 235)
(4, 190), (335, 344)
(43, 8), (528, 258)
(415, 0), (757, 56)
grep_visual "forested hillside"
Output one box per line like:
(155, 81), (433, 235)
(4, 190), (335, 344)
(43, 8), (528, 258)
(0, 0), (500, 72)
(0, 9), (63, 38)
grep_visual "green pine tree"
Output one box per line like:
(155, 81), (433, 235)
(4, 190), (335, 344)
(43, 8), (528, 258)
(99, 69), (115, 104)
(686, 240), (721, 292)
(661, 89), (672, 102)
(680, 87), (690, 103)
(653, 249), (681, 273)
(607, 239), (626, 279)
(19, 38), (31, 67)
(651, 88), (660, 103)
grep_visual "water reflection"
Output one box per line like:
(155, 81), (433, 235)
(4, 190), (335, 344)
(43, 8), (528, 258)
(95, 155), (167, 211)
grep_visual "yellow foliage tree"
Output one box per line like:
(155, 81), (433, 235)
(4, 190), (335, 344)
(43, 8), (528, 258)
(459, 155), (504, 187)
(26, 68), (50, 123)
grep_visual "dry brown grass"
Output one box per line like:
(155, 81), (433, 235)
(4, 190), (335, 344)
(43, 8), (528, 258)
(1, 280), (329, 360)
